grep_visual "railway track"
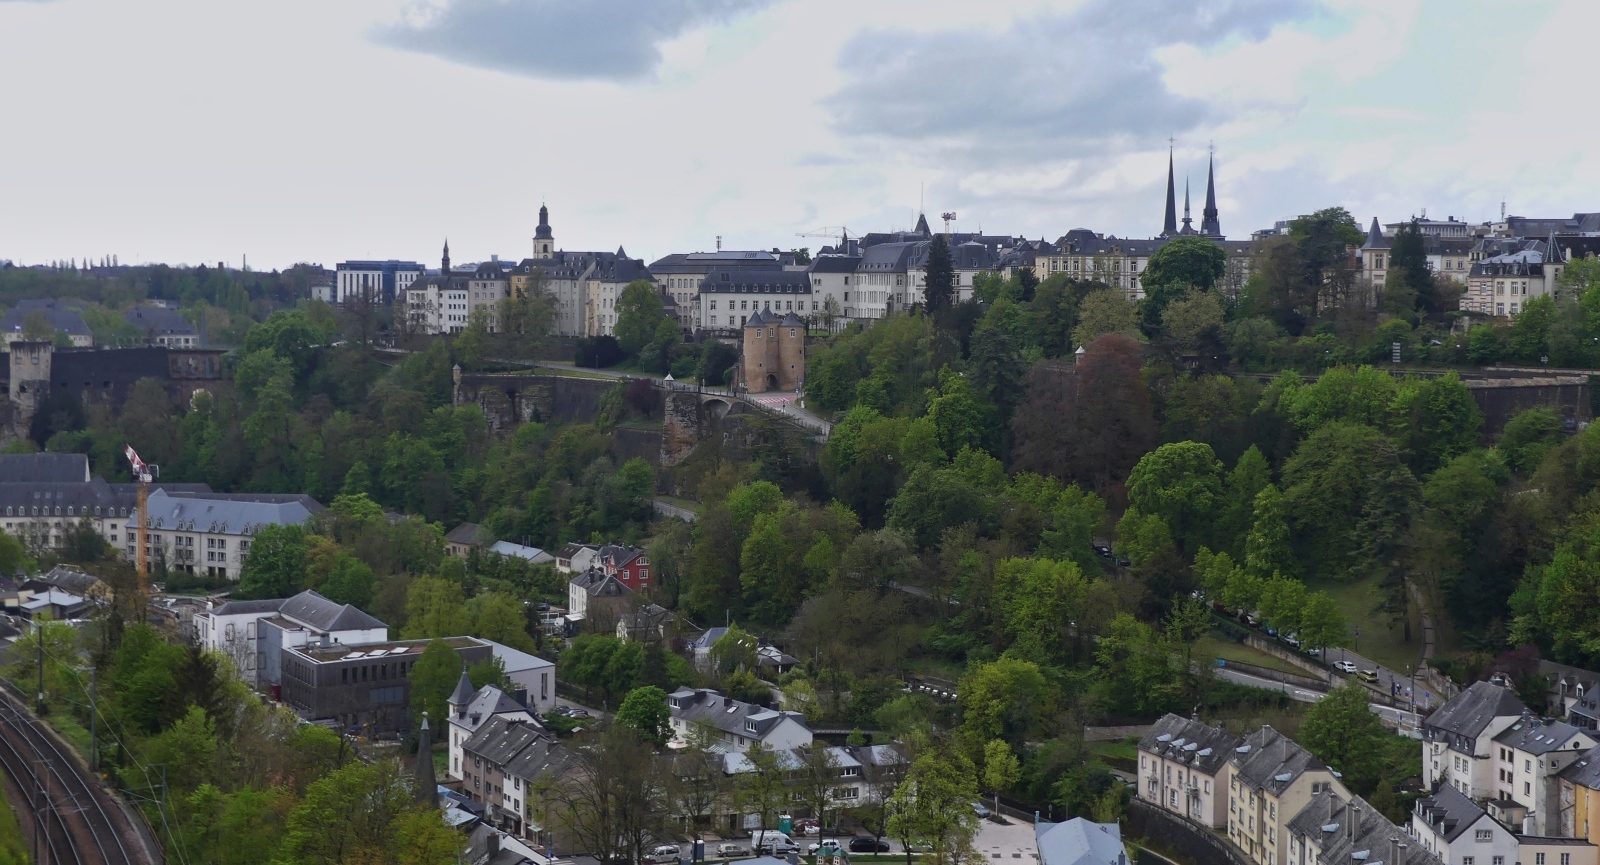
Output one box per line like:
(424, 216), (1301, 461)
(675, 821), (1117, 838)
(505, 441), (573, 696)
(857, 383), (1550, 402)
(0, 686), (145, 865)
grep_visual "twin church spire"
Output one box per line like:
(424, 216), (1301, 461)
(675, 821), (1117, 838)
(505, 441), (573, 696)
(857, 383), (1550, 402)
(1161, 145), (1223, 239)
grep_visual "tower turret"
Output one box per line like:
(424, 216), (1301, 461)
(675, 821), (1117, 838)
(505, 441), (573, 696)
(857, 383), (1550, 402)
(534, 205), (555, 257)
(441, 239), (451, 276)
(1162, 146), (1178, 238)
(1201, 150), (1221, 238)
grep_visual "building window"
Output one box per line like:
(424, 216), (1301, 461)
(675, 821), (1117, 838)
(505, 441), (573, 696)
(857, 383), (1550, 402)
(1476, 831), (1491, 842)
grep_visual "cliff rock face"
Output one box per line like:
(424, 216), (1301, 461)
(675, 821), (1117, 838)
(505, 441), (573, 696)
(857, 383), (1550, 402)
(661, 391), (705, 467)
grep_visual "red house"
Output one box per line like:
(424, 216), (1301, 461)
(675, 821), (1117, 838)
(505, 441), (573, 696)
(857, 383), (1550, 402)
(598, 544), (651, 592)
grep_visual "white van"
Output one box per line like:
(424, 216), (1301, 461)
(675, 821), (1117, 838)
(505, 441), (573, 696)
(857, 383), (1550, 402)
(752, 831), (799, 854)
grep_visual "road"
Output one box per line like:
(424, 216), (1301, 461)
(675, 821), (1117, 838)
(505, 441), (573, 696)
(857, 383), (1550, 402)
(652, 499), (697, 522)
(0, 686), (155, 864)
(1321, 645), (1441, 711)
(1213, 667), (1327, 704)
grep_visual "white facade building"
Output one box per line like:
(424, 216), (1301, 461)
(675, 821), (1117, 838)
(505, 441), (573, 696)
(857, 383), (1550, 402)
(667, 687), (812, 753)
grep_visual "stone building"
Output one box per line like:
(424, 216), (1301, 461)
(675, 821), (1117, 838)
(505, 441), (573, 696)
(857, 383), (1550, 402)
(739, 309), (805, 394)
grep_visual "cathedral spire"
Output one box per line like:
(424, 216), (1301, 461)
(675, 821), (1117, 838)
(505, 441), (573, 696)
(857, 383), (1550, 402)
(1201, 148), (1221, 238)
(1181, 177), (1194, 234)
(1162, 144), (1178, 237)
(441, 239), (451, 275)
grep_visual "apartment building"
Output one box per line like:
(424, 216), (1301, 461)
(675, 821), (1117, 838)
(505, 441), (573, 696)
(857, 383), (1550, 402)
(1424, 682), (1529, 799)
(1490, 717), (1595, 835)
(1287, 788), (1442, 865)
(446, 673), (536, 784)
(279, 635), (491, 735)
(1138, 713), (1243, 828)
(195, 589), (389, 688)
(666, 687), (812, 753)
(1228, 726), (1349, 865)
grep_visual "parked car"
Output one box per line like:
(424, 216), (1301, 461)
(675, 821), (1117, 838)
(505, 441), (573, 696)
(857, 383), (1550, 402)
(850, 838), (891, 853)
(716, 844), (748, 858)
(1333, 661), (1359, 674)
(793, 820), (820, 836)
(566, 707), (591, 718)
(810, 840), (843, 855)
(1307, 647), (1323, 658)
(1113, 557), (1131, 568)
(972, 801), (992, 819)
(1094, 545), (1113, 558)
(650, 845), (682, 863)
(1283, 634), (1301, 649)
(1357, 669), (1380, 683)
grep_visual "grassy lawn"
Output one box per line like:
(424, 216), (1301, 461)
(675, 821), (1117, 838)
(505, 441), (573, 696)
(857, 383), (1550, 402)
(1195, 635), (1303, 676)
(44, 709), (93, 766)
(1090, 738), (1139, 762)
(0, 769), (25, 865)
(1306, 575), (1425, 674)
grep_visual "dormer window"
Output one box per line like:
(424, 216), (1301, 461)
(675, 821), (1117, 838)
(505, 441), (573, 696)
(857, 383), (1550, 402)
(745, 721), (757, 733)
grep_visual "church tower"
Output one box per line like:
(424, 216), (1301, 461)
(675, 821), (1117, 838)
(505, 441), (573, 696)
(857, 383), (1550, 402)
(1201, 150), (1222, 238)
(534, 204), (555, 258)
(1161, 146), (1178, 238)
(1181, 178), (1195, 235)
(441, 239), (451, 275)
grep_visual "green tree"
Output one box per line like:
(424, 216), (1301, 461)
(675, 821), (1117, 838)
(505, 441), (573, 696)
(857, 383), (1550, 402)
(613, 280), (666, 357)
(401, 575), (469, 639)
(319, 552), (375, 609)
(1159, 288), (1226, 355)
(1297, 591), (1347, 650)
(1072, 290), (1137, 347)
(1499, 408), (1565, 474)
(957, 658), (1052, 750)
(1217, 446), (1271, 559)
(1299, 683), (1388, 793)
(615, 686), (672, 747)
(466, 591), (536, 652)
(926, 368), (989, 456)
(408, 638), (461, 728)
(1127, 441), (1224, 554)
(981, 739), (1021, 799)
(1141, 237), (1226, 328)
(887, 745), (979, 865)
(1244, 485), (1294, 579)
(279, 760), (426, 865)
(236, 523), (309, 599)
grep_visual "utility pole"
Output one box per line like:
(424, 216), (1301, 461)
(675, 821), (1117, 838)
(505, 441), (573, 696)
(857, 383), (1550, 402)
(88, 666), (98, 773)
(36, 624), (44, 715)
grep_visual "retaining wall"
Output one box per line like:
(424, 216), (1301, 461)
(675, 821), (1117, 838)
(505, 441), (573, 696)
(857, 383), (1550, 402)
(1125, 799), (1249, 865)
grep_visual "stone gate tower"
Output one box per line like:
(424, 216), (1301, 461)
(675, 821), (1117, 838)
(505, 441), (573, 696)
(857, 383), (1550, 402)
(739, 310), (805, 394)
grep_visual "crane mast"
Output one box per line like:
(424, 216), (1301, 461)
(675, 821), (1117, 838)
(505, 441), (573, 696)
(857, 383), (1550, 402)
(124, 446), (157, 593)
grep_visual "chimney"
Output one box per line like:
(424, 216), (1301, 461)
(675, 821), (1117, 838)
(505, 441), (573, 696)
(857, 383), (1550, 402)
(1349, 803), (1361, 842)
(487, 831), (500, 856)
(514, 688), (528, 707)
(1523, 814), (1535, 835)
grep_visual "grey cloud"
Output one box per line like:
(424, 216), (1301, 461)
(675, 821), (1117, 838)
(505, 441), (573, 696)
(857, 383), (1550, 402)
(831, 0), (1315, 163)
(374, 0), (773, 81)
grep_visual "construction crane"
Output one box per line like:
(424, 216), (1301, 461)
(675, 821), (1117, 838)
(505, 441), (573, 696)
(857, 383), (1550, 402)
(124, 445), (158, 590)
(794, 226), (854, 242)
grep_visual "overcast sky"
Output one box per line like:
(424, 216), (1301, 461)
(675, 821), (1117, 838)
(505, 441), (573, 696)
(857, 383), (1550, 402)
(0, 0), (1592, 270)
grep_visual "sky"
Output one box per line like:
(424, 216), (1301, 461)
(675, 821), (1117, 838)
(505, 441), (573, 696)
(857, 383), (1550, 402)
(0, 0), (1594, 270)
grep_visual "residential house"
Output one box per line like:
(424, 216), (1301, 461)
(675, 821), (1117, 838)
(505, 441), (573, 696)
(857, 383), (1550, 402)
(33, 565), (108, 601)
(483, 641), (556, 715)
(1414, 782), (1596, 865)
(1034, 819), (1130, 865)
(1559, 745), (1600, 842)
(447, 673), (536, 783)
(616, 604), (672, 645)
(1228, 725), (1349, 865)
(1541, 662), (1600, 730)
(16, 588), (87, 620)
(459, 713), (544, 813)
(595, 544), (652, 592)
(582, 249), (652, 338)
(1424, 682), (1528, 800)
(1413, 783), (1520, 865)
(688, 627), (729, 674)
(805, 254), (863, 329)
(1137, 713), (1243, 829)
(1031, 229), (1255, 300)
(1489, 716), (1595, 835)
(1361, 218), (1392, 290)
(666, 687), (812, 753)
(554, 543), (599, 574)
(1285, 788), (1440, 865)
(447, 522), (492, 558)
(565, 568), (633, 632)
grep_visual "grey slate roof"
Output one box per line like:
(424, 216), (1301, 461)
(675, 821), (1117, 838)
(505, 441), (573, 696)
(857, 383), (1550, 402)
(451, 670), (477, 707)
(502, 734), (572, 784)
(649, 251), (784, 275)
(571, 567), (632, 598)
(124, 306), (198, 338)
(462, 714), (546, 768)
(1362, 217), (1391, 251)
(1310, 788), (1441, 865)
(806, 255), (862, 274)
(447, 522), (489, 545)
(1424, 681), (1525, 744)
(210, 597), (287, 616)
(1, 300), (91, 336)
(1414, 782), (1488, 844)
(37, 566), (101, 595)
(1561, 743), (1600, 790)
(0, 453), (89, 484)
(699, 269), (813, 295)
(668, 687), (809, 742)
(1138, 713), (1242, 777)
(144, 489), (321, 533)
(1229, 725), (1329, 796)
(1034, 819), (1126, 865)
(277, 589), (386, 633)
(1493, 716), (1589, 755)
